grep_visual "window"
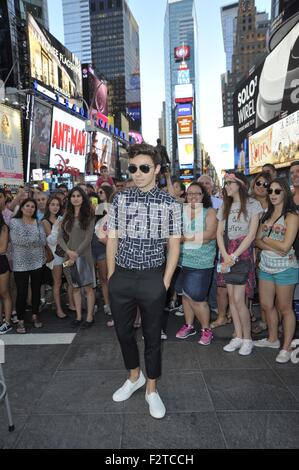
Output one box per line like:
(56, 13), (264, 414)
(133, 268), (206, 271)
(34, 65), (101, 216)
(91, 2), (96, 12)
(99, 1), (104, 10)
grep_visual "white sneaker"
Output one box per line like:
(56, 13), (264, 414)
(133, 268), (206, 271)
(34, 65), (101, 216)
(113, 372), (146, 402)
(145, 391), (166, 419)
(276, 349), (291, 364)
(254, 338), (280, 349)
(174, 305), (184, 317)
(161, 330), (167, 340)
(239, 339), (253, 356)
(104, 304), (112, 315)
(223, 337), (243, 352)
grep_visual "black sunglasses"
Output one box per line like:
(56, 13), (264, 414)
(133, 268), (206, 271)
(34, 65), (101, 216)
(268, 188), (283, 195)
(128, 164), (154, 174)
(255, 181), (269, 188)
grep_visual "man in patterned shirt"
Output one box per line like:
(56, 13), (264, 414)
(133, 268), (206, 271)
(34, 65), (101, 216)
(107, 143), (181, 419)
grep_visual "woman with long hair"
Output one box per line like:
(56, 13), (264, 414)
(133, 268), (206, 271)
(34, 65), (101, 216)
(254, 178), (299, 363)
(10, 198), (46, 333)
(250, 171), (273, 334)
(251, 171), (272, 211)
(0, 212), (13, 334)
(217, 172), (263, 355)
(42, 196), (67, 319)
(58, 186), (96, 326)
(175, 182), (217, 345)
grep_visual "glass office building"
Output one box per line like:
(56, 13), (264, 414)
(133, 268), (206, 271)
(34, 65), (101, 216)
(62, 0), (141, 131)
(164, 0), (196, 167)
(62, 0), (92, 63)
(221, 2), (239, 73)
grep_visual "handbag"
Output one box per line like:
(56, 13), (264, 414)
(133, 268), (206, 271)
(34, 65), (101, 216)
(37, 221), (54, 263)
(70, 256), (94, 288)
(223, 218), (250, 285)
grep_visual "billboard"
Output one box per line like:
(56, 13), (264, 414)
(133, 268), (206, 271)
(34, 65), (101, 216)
(174, 45), (190, 62)
(178, 68), (190, 85)
(233, 21), (299, 173)
(50, 107), (87, 173)
(90, 131), (116, 177)
(82, 64), (108, 118)
(0, 105), (23, 186)
(177, 104), (192, 117)
(175, 84), (193, 103)
(177, 116), (193, 136)
(248, 109), (299, 174)
(178, 138), (194, 169)
(30, 100), (52, 167)
(28, 13), (83, 99)
(269, 0), (299, 51)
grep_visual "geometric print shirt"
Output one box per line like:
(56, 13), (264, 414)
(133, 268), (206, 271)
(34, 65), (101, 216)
(108, 186), (182, 270)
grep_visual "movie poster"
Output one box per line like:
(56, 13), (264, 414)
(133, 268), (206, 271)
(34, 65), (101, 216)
(30, 100), (52, 167)
(0, 105), (23, 186)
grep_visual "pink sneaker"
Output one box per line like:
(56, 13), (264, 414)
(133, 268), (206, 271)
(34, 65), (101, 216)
(198, 328), (213, 346)
(176, 324), (196, 339)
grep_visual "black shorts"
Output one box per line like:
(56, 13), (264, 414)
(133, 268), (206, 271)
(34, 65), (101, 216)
(0, 255), (10, 275)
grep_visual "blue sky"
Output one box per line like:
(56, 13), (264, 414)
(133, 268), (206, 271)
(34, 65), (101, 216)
(48, 0), (271, 168)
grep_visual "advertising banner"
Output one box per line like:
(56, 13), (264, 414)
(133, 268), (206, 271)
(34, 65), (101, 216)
(177, 104), (192, 117)
(234, 21), (299, 174)
(178, 68), (190, 85)
(28, 13), (83, 99)
(175, 84), (194, 103)
(177, 116), (193, 136)
(82, 64), (108, 118)
(0, 105), (23, 186)
(178, 137), (194, 169)
(248, 109), (299, 173)
(30, 100), (52, 167)
(50, 107), (86, 173)
(174, 45), (190, 62)
(87, 131), (116, 177)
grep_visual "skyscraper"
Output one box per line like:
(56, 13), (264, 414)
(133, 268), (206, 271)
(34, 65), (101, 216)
(62, 0), (91, 63)
(221, 0), (270, 126)
(164, 0), (197, 171)
(221, 2), (239, 72)
(62, 0), (141, 132)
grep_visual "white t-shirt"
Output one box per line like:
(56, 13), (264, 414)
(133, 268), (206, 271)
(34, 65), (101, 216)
(217, 198), (263, 240)
(211, 196), (223, 210)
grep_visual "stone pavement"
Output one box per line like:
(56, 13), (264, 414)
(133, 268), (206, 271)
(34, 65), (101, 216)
(0, 303), (299, 450)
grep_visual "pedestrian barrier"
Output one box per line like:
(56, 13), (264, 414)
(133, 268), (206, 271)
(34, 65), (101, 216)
(0, 340), (15, 432)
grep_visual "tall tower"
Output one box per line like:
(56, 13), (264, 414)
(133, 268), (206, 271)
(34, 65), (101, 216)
(62, 0), (92, 63)
(164, 0), (197, 173)
(62, 0), (141, 132)
(221, 2), (239, 72)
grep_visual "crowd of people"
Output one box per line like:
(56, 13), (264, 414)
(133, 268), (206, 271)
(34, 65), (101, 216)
(0, 143), (298, 418)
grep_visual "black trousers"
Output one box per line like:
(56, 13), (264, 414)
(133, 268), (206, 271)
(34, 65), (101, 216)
(14, 267), (44, 320)
(109, 266), (167, 380)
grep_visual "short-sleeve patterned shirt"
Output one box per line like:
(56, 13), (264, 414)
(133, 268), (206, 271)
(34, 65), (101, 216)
(108, 186), (182, 270)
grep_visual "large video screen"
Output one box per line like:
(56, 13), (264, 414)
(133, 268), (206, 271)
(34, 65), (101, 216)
(28, 13), (83, 99)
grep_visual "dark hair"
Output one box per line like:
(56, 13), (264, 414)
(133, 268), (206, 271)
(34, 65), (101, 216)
(0, 211), (7, 234)
(43, 196), (63, 221)
(262, 177), (297, 223)
(98, 185), (114, 201)
(14, 198), (37, 219)
(86, 183), (95, 190)
(57, 184), (68, 191)
(157, 138), (161, 145)
(262, 163), (276, 172)
(127, 143), (161, 166)
(100, 165), (108, 171)
(172, 178), (186, 195)
(251, 171), (273, 193)
(187, 182), (212, 208)
(290, 160), (299, 168)
(222, 172), (249, 220)
(62, 186), (93, 233)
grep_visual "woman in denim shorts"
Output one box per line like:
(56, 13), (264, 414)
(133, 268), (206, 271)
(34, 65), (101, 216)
(175, 183), (217, 345)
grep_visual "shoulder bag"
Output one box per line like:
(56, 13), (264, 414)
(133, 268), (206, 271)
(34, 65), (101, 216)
(223, 219), (250, 285)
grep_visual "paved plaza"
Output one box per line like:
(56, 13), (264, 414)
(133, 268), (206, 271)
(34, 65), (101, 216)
(1, 300), (299, 450)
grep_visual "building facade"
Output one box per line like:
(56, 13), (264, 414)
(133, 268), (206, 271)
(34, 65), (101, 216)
(221, 2), (239, 73)
(164, 0), (197, 172)
(62, 0), (91, 63)
(221, 0), (270, 127)
(158, 101), (166, 145)
(62, 0), (141, 132)
(19, 0), (48, 28)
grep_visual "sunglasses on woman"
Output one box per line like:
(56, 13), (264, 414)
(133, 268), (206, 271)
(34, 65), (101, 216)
(255, 181), (269, 188)
(128, 164), (154, 174)
(268, 188), (283, 195)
